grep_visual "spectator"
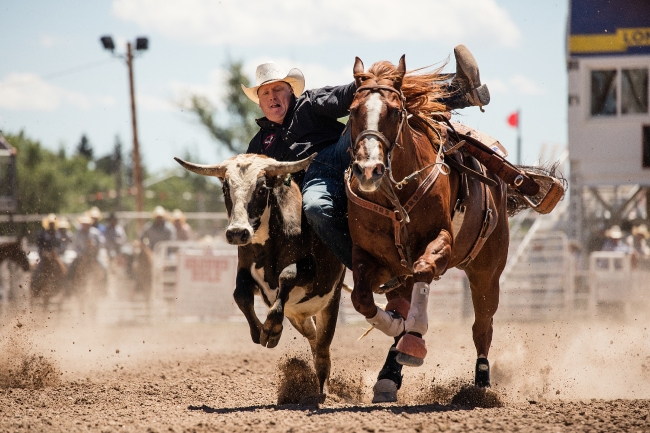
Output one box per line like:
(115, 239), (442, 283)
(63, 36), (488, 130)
(601, 225), (633, 254)
(171, 209), (193, 241)
(140, 206), (176, 249)
(630, 224), (650, 258)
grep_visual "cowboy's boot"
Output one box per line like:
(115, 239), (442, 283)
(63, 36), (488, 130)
(447, 44), (490, 111)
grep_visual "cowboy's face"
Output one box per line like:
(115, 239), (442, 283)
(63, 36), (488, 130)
(258, 81), (293, 124)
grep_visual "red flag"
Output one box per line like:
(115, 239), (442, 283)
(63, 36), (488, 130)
(507, 111), (519, 128)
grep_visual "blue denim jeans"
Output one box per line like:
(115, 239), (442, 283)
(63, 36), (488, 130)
(302, 129), (353, 269)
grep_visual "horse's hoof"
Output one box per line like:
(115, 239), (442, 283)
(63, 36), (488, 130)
(372, 378), (398, 403)
(395, 333), (427, 366)
(474, 358), (491, 387)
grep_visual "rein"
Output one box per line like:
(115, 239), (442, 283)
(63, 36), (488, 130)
(347, 84), (449, 271)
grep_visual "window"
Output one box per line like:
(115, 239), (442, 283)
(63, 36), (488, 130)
(622, 69), (648, 114)
(591, 67), (649, 117)
(591, 70), (616, 116)
(643, 125), (650, 168)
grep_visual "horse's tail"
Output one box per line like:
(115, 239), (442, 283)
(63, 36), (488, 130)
(506, 162), (567, 216)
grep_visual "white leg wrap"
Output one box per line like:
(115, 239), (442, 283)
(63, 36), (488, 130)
(366, 306), (405, 337)
(404, 282), (429, 335)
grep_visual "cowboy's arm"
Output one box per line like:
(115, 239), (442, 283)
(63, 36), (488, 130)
(308, 82), (357, 118)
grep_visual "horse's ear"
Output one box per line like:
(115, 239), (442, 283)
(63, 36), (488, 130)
(394, 55), (406, 90)
(353, 57), (365, 87)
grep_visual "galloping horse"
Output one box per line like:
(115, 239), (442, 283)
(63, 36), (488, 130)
(0, 240), (30, 272)
(30, 249), (67, 311)
(347, 56), (513, 402)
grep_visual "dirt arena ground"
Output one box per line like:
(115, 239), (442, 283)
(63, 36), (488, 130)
(0, 311), (649, 432)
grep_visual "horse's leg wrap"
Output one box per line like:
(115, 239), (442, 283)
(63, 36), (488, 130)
(396, 282), (430, 367)
(404, 282), (429, 335)
(366, 307), (405, 337)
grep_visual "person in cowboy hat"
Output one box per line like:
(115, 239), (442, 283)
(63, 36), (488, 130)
(601, 225), (633, 254)
(36, 213), (61, 257)
(104, 212), (127, 258)
(630, 224), (650, 257)
(242, 46), (489, 270)
(88, 206), (106, 234)
(57, 217), (73, 254)
(68, 213), (107, 281)
(171, 209), (193, 241)
(139, 206), (176, 248)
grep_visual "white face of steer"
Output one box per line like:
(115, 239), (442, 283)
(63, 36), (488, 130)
(221, 155), (276, 246)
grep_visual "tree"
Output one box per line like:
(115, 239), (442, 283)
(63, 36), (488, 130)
(76, 134), (94, 160)
(187, 59), (261, 154)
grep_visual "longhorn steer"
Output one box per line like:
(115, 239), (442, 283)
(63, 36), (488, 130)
(175, 154), (346, 397)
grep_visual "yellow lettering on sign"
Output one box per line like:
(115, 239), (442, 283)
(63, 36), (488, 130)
(570, 27), (650, 54)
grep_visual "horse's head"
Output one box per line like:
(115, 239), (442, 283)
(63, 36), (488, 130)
(175, 154), (313, 246)
(5, 241), (30, 271)
(349, 55), (407, 192)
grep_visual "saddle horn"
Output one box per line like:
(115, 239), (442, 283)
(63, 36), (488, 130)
(174, 157), (227, 178)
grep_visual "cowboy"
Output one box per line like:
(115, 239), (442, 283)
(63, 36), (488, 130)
(601, 225), (633, 254)
(242, 46), (489, 269)
(36, 213), (61, 257)
(88, 206), (106, 234)
(104, 212), (127, 258)
(68, 213), (106, 281)
(140, 206), (176, 248)
(57, 217), (73, 254)
(629, 224), (650, 258)
(171, 209), (193, 241)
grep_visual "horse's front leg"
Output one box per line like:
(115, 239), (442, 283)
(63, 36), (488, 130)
(396, 229), (453, 367)
(351, 246), (405, 337)
(233, 267), (263, 344)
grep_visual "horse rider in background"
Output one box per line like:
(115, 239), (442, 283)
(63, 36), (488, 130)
(241, 45), (489, 270)
(140, 206), (176, 249)
(630, 224), (650, 258)
(33, 213), (62, 281)
(89, 206), (106, 234)
(68, 213), (106, 282)
(171, 209), (193, 241)
(601, 225), (634, 254)
(104, 212), (127, 259)
(57, 217), (73, 255)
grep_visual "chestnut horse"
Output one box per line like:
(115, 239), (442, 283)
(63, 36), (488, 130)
(347, 56), (510, 402)
(30, 249), (67, 311)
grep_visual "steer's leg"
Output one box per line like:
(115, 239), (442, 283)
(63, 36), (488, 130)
(233, 267), (263, 344)
(396, 229), (453, 367)
(313, 278), (342, 398)
(261, 264), (299, 348)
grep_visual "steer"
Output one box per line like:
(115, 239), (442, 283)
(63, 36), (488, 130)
(175, 154), (346, 397)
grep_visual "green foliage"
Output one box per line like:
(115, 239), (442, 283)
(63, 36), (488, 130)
(3, 131), (224, 217)
(187, 59), (261, 154)
(76, 134), (93, 160)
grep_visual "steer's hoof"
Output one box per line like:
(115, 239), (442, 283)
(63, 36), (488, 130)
(474, 358), (491, 387)
(372, 379), (398, 403)
(260, 324), (283, 348)
(395, 333), (427, 367)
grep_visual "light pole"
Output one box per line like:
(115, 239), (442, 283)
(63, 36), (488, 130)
(100, 35), (148, 225)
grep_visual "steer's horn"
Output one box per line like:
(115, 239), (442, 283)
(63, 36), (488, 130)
(174, 157), (227, 178)
(264, 153), (317, 177)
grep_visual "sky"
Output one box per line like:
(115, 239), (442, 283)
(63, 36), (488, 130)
(0, 0), (569, 172)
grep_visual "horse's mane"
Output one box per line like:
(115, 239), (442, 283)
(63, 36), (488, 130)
(354, 60), (451, 115)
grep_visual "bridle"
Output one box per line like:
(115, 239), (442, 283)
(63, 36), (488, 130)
(346, 83), (449, 272)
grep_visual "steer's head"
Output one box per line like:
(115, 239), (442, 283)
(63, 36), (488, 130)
(175, 154), (314, 246)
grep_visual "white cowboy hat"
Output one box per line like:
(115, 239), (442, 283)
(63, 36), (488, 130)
(58, 218), (70, 229)
(88, 206), (103, 220)
(78, 214), (93, 225)
(42, 213), (58, 230)
(152, 205), (167, 218)
(171, 209), (186, 222)
(241, 62), (305, 104)
(607, 225), (624, 239)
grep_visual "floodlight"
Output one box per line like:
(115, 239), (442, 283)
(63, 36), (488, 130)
(135, 37), (149, 51)
(100, 35), (115, 51)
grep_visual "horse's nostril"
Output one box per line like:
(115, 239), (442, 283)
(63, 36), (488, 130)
(352, 162), (363, 177)
(374, 163), (385, 177)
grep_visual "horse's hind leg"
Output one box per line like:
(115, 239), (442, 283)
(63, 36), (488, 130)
(465, 249), (504, 387)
